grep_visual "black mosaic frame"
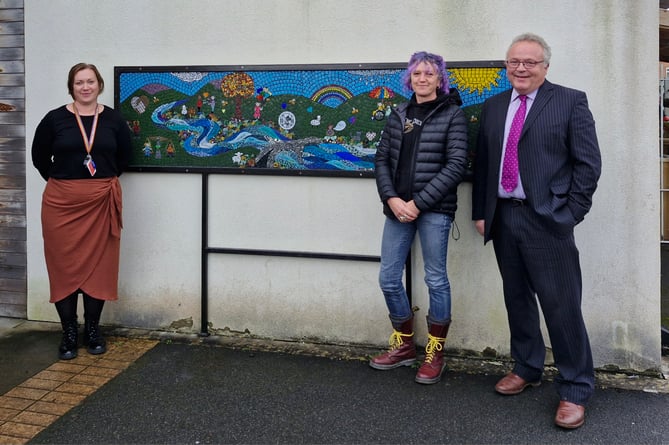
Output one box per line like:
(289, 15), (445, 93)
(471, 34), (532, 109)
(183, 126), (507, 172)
(114, 61), (507, 178)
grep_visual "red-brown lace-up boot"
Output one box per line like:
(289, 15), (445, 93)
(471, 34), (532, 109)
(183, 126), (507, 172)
(369, 318), (417, 370)
(415, 320), (450, 384)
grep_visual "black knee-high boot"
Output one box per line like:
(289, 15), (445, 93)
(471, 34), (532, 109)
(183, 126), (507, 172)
(55, 292), (79, 360)
(83, 293), (106, 355)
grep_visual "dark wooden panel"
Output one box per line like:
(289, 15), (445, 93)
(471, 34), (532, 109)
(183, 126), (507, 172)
(0, 109), (22, 124)
(0, 277), (25, 292)
(0, 48), (23, 61)
(0, 73), (23, 86)
(0, 109), (23, 123)
(0, 99), (23, 111)
(0, 0), (25, 318)
(0, 61), (23, 73)
(5, 292), (26, 313)
(0, 174), (25, 189)
(0, 135), (25, 145)
(0, 189), (26, 198)
(0, 269), (26, 284)
(0, 266), (25, 281)
(0, 177), (26, 189)
(0, 160), (26, 172)
(0, 222), (24, 235)
(0, 34), (22, 47)
(0, 292), (25, 306)
(0, 238), (24, 252)
(0, 21), (22, 35)
(0, 148), (25, 163)
(0, 200), (25, 216)
(0, 252), (26, 268)
(0, 293), (23, 309)
(0, 219), (23, 236)
(0, 212), (25, 226)
(0, 302), (26, 319)
(0, 226), (26, 241)
(0, 189), (24, 202)
(0, 85), (23, 98)
(0, 263), (25, 278)
(0, 8), (23, 22)
(0, 1), (24, 10)
(0, 124), (24, 137)
(0, 200), (26, 216)
(0, 135), (24, 146)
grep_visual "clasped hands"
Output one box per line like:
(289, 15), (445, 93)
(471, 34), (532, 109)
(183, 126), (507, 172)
(388, 197), (419, 223)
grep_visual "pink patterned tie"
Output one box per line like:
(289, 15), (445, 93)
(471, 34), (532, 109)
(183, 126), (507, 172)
(501, 95), (527, 192)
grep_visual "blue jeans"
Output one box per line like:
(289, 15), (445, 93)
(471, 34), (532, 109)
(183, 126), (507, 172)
(378, 212), (453, 326)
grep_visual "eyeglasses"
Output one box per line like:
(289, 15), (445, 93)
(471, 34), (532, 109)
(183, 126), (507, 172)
(505, 59), (545, 69)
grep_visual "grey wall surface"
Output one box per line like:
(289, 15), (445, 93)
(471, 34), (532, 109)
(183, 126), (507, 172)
(24, 0), (661, 372)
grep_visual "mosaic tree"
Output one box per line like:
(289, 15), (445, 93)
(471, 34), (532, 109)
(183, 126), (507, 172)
(220, 72), (255, 120)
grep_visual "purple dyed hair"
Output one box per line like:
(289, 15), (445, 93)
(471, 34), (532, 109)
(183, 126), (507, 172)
(401, 51), (449, 93)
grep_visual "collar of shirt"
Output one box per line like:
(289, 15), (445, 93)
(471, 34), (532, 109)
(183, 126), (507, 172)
(510, 88), (538, 109)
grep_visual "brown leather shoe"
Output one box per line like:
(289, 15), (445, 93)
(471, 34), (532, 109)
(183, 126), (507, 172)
(494, 372), (541, 395)
(555, 401), (585, 429)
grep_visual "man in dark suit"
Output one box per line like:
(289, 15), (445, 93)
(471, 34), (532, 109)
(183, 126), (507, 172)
(472, 33), (601, 429)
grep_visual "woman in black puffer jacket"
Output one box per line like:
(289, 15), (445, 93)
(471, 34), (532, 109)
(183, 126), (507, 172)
(369, 51), (468, 386)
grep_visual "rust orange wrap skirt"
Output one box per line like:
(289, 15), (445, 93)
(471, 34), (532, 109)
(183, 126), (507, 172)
(41, 177), (123, 303)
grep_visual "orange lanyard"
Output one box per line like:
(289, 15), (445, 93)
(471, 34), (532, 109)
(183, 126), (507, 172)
(72, 103), (99, 155)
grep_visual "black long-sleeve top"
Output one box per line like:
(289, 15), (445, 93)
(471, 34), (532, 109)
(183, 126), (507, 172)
(32, 105), (132, 181)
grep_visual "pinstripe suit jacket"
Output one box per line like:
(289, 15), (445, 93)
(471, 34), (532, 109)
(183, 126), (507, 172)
(472, 80), (601, 242)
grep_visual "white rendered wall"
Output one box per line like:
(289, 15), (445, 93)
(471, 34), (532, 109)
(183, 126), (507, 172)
(25, 0), (660, 371)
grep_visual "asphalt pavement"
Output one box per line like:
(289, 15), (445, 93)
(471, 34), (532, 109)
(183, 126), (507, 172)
(1, 317), (668, 445)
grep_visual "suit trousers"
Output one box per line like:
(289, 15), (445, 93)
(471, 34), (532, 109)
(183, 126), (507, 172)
(491, 198), (594, 405)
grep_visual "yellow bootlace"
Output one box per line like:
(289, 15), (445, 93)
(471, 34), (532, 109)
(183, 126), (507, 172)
(388, 330), (414, 351)
(423, 333), (446, 363)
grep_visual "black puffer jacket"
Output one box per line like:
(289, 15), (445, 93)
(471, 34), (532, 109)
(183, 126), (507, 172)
(375, 89), (468, 217)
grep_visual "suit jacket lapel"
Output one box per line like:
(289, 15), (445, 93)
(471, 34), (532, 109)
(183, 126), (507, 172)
(492, 90), (512, 151)
(484, 90), (512, 176)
